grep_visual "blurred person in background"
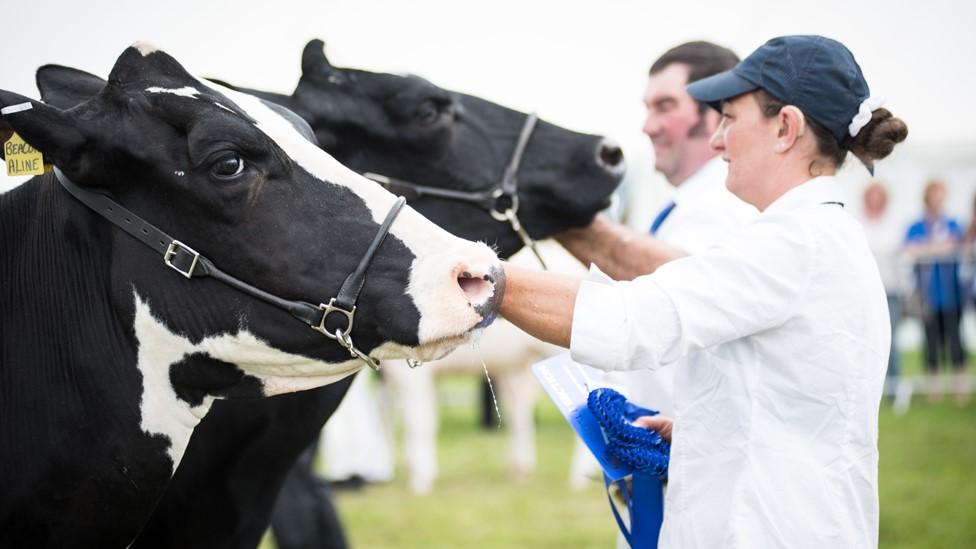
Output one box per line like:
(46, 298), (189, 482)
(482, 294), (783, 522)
(905, 179), (968, 405)
(861, 182), (912, 405)
(558, 41), (755, 282)
(557, 41), (756, 416)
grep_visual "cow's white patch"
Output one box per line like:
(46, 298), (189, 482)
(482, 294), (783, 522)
(133, 42), (159, 56)
(202, 81), (500, 347)
(132, 293), (364, 472)
(145, 86), (200, 98)
(174, 170), (185, 177)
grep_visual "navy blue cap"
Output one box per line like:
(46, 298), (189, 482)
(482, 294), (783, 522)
(686, 35), (870, 144)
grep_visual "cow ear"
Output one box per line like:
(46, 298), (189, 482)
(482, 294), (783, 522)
(36, 64), (106, 109)
(302, 39), (334, 76)
(0, 90), (85, 166)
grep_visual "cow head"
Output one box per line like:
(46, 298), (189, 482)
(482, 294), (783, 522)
(3, 44), (503, 404)
(227, 39), (625, 258)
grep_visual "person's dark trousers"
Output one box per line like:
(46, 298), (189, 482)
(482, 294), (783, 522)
(923, 308), (965, 371)
(271, 437), (348, 549)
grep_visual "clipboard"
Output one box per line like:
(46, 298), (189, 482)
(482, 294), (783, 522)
(532, 352), (663, 549)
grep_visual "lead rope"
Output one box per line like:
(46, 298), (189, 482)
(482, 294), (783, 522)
(587, 388), (670, 476)
(502, 207), (546, 269)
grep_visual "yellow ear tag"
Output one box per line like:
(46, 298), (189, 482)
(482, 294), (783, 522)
(4, 132), (46, 177)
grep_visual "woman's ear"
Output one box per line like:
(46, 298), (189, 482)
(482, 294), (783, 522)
(774, 105), (807, 153)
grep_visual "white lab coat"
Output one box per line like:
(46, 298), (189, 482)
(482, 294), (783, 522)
(610, 156), (756, 417)
(571, 176), (889, 549)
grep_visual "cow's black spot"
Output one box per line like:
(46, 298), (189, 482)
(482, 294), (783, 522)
(169, 352), (265, 406)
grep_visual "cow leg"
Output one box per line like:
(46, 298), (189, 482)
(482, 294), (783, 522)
(497, 367), (538, 479)
(131, 377), (354, 549)
(385, 361), (439, 494)
(271, 437), (348, 549)
(319, 370), (394, 483)
(568, 437), (602, 491)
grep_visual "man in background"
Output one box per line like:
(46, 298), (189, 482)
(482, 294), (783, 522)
(558, 40), (756, 417)
(557, 41), (756, 547)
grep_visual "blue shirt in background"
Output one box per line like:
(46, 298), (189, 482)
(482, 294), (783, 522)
(905, 215), (964, 311)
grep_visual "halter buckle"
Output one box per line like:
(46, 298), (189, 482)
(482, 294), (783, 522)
(313, 298), (356, 340)
(163, 240), (201, 278)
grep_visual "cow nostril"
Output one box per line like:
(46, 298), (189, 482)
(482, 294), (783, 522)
(599, 143), (623, 167)
(596, 139), (625, 172)
(458, 273), (494, 306)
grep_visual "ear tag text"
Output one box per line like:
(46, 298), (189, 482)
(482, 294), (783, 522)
(4, 132), (47, 177)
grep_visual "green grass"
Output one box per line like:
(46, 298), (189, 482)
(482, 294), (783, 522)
(877, 401), (976, 549)
(328, 374), (616, 549)
(261, 367), (975, 549)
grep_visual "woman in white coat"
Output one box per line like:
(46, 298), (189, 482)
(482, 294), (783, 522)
(502, 35), (908, 548)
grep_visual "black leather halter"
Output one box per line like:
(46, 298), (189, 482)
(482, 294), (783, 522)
(364, 112), (547, 269)
(53, 166), (406, 370)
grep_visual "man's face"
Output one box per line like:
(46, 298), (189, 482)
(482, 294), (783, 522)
(642, 63), (718, 185)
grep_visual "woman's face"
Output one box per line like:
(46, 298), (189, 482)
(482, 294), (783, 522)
(709, 92), (780, 209)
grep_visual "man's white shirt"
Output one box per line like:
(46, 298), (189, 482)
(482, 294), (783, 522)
(654, 155), (757, 256)
(606, 156), (755, 417)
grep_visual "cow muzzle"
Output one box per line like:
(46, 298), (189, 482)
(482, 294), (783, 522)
(456, 262), (506, 329)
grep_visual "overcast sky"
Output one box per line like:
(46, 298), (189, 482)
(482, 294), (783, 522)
(5, 0), (972, 142)
(3, 0), (974, 217)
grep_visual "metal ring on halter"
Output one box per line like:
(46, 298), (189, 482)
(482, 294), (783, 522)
(313, 298), (355, 341)
(489, 188), (519, 222)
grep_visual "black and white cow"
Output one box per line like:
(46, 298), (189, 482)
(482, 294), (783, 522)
(0, 43), (504, 549)
(137, 41), (621, 549)
(31, 40), (624, 548)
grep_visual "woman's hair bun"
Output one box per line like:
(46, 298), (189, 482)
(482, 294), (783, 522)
(848, 108), (908, 163)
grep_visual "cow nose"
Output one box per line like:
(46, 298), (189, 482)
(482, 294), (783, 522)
(456, 263), (506, 323)
(596, 139), (625, 173)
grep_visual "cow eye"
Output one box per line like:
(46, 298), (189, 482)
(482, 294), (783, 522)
(414, 100), (440, 126)
(210, 154), (246, 180)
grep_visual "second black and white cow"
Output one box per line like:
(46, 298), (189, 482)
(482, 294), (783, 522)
(0, 43), (503, 549)
(227, 39), (626, 258)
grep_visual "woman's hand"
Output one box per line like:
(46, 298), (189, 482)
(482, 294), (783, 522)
(633, 415), (673, 443)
